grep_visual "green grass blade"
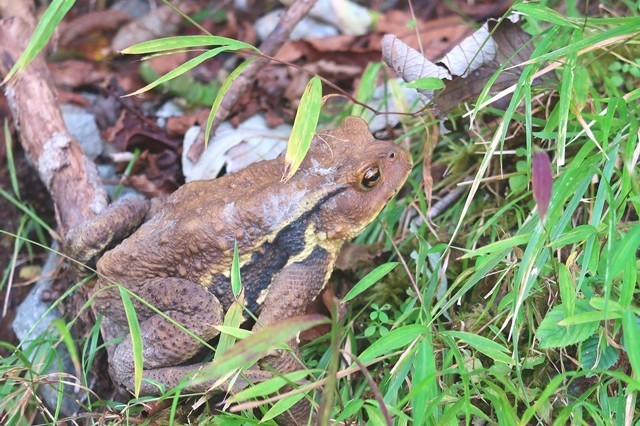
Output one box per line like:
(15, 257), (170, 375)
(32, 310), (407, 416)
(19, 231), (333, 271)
(4, 120), (20, 199)
(577, 146), (618, 289)
(483, 381), (519, 425)
(186, 315), (328, 390)
(214, 325), (252, 340)
(215, 245), (245, 359)
(548, 225), (597, 249)
(460, 234), (530, 259)
(412, 336), (439, 425)
(51, 319), (81, 380)
(127, 46), (231, 97)
(342, 262), (399, 302)
(214, 300), (245, 360)
(609, 224), (640, 279)
(622, 310), (640, 379)
(227, 370), (311, 402)
(0, 189), (55, 237)
(619, 256), (636, 308)
(359, 324), (425, 364)
(513, 3), (582, 28)
(118, 286), (143, 397)
(444, 331), (514, 365)
(555, 29), (579, 166)
(524, 20), (640, 65)
(2, 0), (76, 85)
(261, 393), (307, 422)
(558, 310), (622, 326)
(231, 241), (242, 297)
(557, 263), (575, 317)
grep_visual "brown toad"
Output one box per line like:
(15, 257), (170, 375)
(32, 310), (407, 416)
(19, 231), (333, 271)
(71, 116), (412, 420)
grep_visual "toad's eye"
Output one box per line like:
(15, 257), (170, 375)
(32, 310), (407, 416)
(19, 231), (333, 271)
(361, 166), (381, 189)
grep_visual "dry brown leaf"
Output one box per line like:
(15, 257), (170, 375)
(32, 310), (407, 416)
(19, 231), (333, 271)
(126, 150), (181, 197)
(166, 110), (210, 136)
(103, 109), (172, 151)
(422, 118), (440, 211)
(376, 12), (472, 60)
(58, 9), (132, 60)
(434, 19), (540, 115)
(335, 242), (385, 272)
(49, 60), (109, 88)
(111, 0), (199, 52)
(381, 16), (542, 116)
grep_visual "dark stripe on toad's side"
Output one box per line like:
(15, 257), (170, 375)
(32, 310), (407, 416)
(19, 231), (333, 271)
(295, 245), (330, 276)
(207, 186), (347, 314)
(208, 213), (310, 313)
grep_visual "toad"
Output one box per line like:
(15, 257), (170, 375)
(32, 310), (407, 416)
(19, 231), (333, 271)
(67, 116), (412, 422)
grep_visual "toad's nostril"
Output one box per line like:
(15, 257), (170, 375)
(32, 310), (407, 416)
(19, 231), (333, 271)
(389, 152), (395, 159)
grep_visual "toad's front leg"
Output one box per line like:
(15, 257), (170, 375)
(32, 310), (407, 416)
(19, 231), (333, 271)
(64, 197), (151, 268)
(254, 245), (338, 425)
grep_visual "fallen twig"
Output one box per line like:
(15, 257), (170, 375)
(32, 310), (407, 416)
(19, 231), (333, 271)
(0, 0), (107, 236)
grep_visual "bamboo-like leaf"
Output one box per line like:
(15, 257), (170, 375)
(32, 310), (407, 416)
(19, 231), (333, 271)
(621, 310), (640, 378)
(127, 46), (232, 97)
(548, 225), (597, 248)
(213, 325), (253, 340)
(231, 241), (242, 297)
(261, 393), (307, 422)
(118, 286), (143, 397)
(557, 263), (575, 317)
(343, 262), (399, 302)
(214, 243), (245, 357)
(513, 3), (582, 28)
(2, 0), (76, 85)
(444, 331), (515, 365)
(204, 58), (256, 147)
(227, 370), (311, 402)
(609, 224), (640, 279)
(559, 310), (622, 326)
(215, 294), (245, 359)
(588, 297), (624, 313)
(121, 35), (258, 54)
(461, 234), (531, 259)
(4, 120), (20, 199)
(186, 315), (328, 390)
(51, 319), (81, 379)
(358, 325), (425, 364)
(282, 76), (322, 181)
(403, 77), (446, 91)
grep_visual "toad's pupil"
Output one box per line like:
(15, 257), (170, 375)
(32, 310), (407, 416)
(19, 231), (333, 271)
(363, 167), (380, 187)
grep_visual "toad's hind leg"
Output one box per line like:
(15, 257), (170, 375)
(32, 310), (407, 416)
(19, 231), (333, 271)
(108, 277), (225, 395)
